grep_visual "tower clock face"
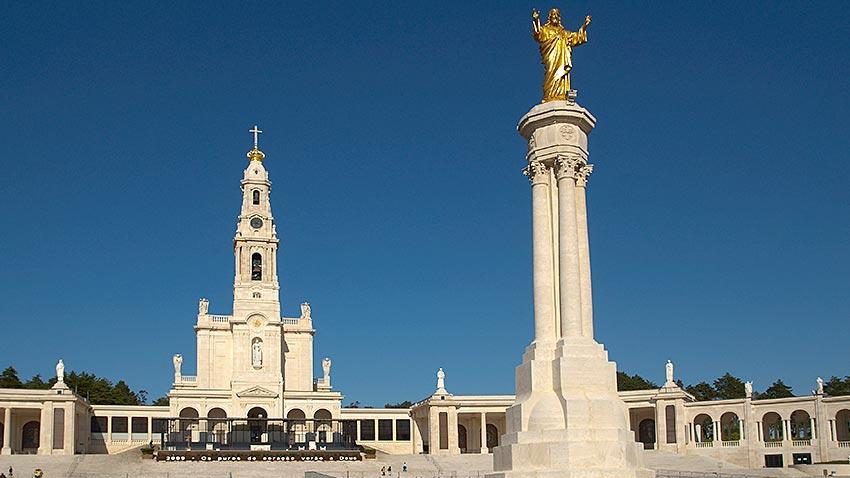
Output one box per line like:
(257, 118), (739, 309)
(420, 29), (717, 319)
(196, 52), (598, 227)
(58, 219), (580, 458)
(250, 217), (263, 229)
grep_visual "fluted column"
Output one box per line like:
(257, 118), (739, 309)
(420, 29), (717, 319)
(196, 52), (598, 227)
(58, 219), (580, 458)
(2, 407), (11, 454)
(575, 162), (594, 338)
(480, 413), (488, 454)
(555, 155), (583, 338)
(525, 161), (557, 344)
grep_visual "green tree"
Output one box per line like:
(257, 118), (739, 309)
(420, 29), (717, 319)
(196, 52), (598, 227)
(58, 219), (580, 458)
(685, 381), (717, 401)
(713, 373), (746, 400)
(111, 380), (141, 405)
(616, 371), (659, 391)
(23, 374), (53, 390)
(384, 400), (414, 409)
(0, 367), (23, 388)
(344, 401), (362, 408)
(151, 396), (170, 406)
(824, 376), (850, 396)
(756, 379), (794, 399)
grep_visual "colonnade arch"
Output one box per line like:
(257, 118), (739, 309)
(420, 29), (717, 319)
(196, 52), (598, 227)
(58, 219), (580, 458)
(638, 419), (655, 449)
(486, 424), (500, 450)
(835, 409), (850, 441)
(207, 407), (227, 442)
(720, 412), (741, 441)
(458, 424), (468, 453)
(762, 412), (783, 441)
(21, 421), (40, 450)
(693, 414), (714, 442)
(314, 409), (332, 442)
(790, 410), (811, 439)
(179, 407), (199, 435)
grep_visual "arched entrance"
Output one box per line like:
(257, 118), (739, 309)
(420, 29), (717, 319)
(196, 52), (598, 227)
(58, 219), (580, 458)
(762, 412), (783, 442)
(720, 412), (741, 441)
(314, 409), (332, 443)
(247, 407), (267, 444)
(207, 408), (227, 444)
(638, 419), (655, 449)
(486, 424), (499, 450)
(458, 424), (468, 453)
(287, 408), (307, 445)
(178, 407), (199, 442)
(22, 421), (40, 451)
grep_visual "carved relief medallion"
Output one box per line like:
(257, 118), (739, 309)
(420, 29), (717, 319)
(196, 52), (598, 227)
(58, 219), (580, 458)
(559, 125), (576, 141)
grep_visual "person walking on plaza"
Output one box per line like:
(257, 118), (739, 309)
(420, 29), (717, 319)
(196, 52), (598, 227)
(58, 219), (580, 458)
(402, 462), (408, 473)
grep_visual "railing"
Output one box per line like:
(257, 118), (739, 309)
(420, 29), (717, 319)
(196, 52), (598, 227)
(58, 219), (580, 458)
(838, 441), (850, 448)
(179, 376), (197, 384)
(209, 315), (231, 323)
(695, 441), (713, 448)
(281, 317), (300, 324)
(721, 440), (739, 447)
(793, 439), (811, 446)
(764, 441), (783, 448)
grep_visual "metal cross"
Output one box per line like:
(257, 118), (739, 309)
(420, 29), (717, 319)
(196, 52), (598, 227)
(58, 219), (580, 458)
(249, 125), (262, 149)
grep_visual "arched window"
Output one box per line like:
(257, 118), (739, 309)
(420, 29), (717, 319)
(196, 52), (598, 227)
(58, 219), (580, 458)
(252, 190), (260, 205)
(251, 253), (262, 281)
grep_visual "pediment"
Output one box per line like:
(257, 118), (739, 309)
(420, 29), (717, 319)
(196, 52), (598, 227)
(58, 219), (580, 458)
(236, 386), (279, 398)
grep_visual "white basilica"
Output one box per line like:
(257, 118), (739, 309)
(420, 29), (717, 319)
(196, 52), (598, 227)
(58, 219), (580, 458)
(167, 128), (343, 426)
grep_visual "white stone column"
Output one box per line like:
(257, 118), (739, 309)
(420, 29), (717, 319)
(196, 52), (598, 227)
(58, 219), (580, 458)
(526, 160), (558, 344)
(64, 405), (74, 455)
(2, 407), (11, 455)
(715, 420), (721, 442)
(695, 424), (701, 442)
(810, 417), (816, 439)
(829, 419), (836, 441)
(107, 415), (112, 444)
(480, 412), (488, 454)
(555, 156), (582, 338)
(783, 420), (790, 442)
(447, 409), (459, 455)
(575, 163), (594, 338)
(739, 419), (745, 441)
(38, 403), (54, 455)
(687, 423), (694, 443)
(757, 421), (763, 442)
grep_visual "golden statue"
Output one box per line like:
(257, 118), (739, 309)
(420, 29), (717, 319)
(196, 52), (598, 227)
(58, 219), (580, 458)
(532, 8), (592, 102)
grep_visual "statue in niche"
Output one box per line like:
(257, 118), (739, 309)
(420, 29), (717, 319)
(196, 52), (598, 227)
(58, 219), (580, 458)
(300, 302), (311, 320)
(322, 357), (332, 383)
(173, 354), (183, 377)
(198, 298), (209, 315)
(531, 7), (591, 101)
(56, 359), (65, 384)
(252, 338), (263, 368)
(745, 381), (753, 398)
(817, 377), (824, 395)
(665, 360), (674, 384)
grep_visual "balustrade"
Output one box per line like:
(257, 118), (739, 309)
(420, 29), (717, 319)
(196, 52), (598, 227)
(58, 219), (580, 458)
(792, 439), (811, 447)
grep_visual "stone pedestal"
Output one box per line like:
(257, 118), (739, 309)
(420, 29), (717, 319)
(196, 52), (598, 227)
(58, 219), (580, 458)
(489, 100), (653, 478)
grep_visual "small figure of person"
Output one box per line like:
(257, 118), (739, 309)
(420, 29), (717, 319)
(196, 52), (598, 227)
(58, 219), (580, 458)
(387, 466), (392, 473)
(33, 470), (44, 478)
(381, 466), (386, 476)
(403, 462), (408, 472)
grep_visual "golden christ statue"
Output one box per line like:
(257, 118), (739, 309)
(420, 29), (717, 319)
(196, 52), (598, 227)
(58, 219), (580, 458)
(532, 7), (592, 102)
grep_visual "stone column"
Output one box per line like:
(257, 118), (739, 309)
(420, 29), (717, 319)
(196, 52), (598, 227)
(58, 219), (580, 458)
(555, 156), (582, 338)
(687, 423), (694, 444)
(757, 421), (763, 442)
(525, 160), (557, 344)
(810, 417), (817, 440)
(574, 163), (594, 338)
(695, 424), (701, 442)
(447, 408), (459, 455)
(38, 403), (54, 455)
(739, 419), (745, 441)
(783, 420), (790, 442)
(715, 420), (721, 442)
(63, 404), (74, 455)
(2, 407), (11, 455)
(428, 408), (439, 454)
(480, 412), (488, 454)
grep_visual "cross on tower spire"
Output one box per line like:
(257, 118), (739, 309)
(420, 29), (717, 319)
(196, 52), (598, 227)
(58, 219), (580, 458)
(250, 125), (262, 149)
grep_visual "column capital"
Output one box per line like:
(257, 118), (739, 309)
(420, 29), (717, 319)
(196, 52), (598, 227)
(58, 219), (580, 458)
(554, 155), (581, 181)
(576, 162), (594, 187)
(522, 160), (549, 186)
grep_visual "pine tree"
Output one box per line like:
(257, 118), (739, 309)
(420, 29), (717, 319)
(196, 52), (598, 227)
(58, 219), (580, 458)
(756, 379), (794, 399)
(713, 373), (746, 400)
(824, 376), (850, 396)
(686, 381), (717, 401)
(0, 367), (23, 388)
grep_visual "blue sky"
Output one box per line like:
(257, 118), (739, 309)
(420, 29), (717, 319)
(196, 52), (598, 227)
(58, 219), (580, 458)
(1, 1), (848, 406)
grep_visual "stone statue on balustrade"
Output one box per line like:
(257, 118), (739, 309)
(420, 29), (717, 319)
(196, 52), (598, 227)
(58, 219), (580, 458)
(665, 360), (674, 385)
(817, 377), (824, 395)
(56, 359), (65, 384)
(436, 367), (447, 394)
(173, 354), (183, 378)
(198, 298), (209, 315)
(322, 357), (332, 384)
(745, 380), (753, 398)
(300, 301), (311, 320)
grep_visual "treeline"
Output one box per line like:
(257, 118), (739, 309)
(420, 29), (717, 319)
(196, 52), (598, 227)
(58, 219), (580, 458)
(0, 366), (167, 406)
(617, 370), (850, 400)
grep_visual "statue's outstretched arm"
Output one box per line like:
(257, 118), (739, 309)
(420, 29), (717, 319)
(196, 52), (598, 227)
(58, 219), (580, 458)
(531, 9), (541, 36)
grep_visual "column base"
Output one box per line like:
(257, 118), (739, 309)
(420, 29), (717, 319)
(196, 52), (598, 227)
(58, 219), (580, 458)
(0, 447), (11, 455)
(490, 337), (654, 478)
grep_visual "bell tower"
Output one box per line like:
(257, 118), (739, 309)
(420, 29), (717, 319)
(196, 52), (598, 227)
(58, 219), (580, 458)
(232, 125), (281, 320)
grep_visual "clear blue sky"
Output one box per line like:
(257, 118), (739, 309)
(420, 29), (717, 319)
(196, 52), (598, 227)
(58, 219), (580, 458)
(1, 1), (848, 406)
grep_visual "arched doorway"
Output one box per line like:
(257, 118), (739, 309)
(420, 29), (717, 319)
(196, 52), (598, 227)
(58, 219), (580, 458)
(22, 421), (40, 451)
(179, 407), (199, 442)
(314, 409), (332, 443)
(836, 409), (850, 442)
(693, 414), (714, 442)
(638, 419), (655, 449)
(720, 412), (741, 441)
(791, 410), (811, 439)
(287, 408), (306, 445)
(762, 412), (783, 442)
(207, 408), (227, 444)
(247, 407), (267, 444)
(458, 424), (468, 453)
(486, 424), (499, 450)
